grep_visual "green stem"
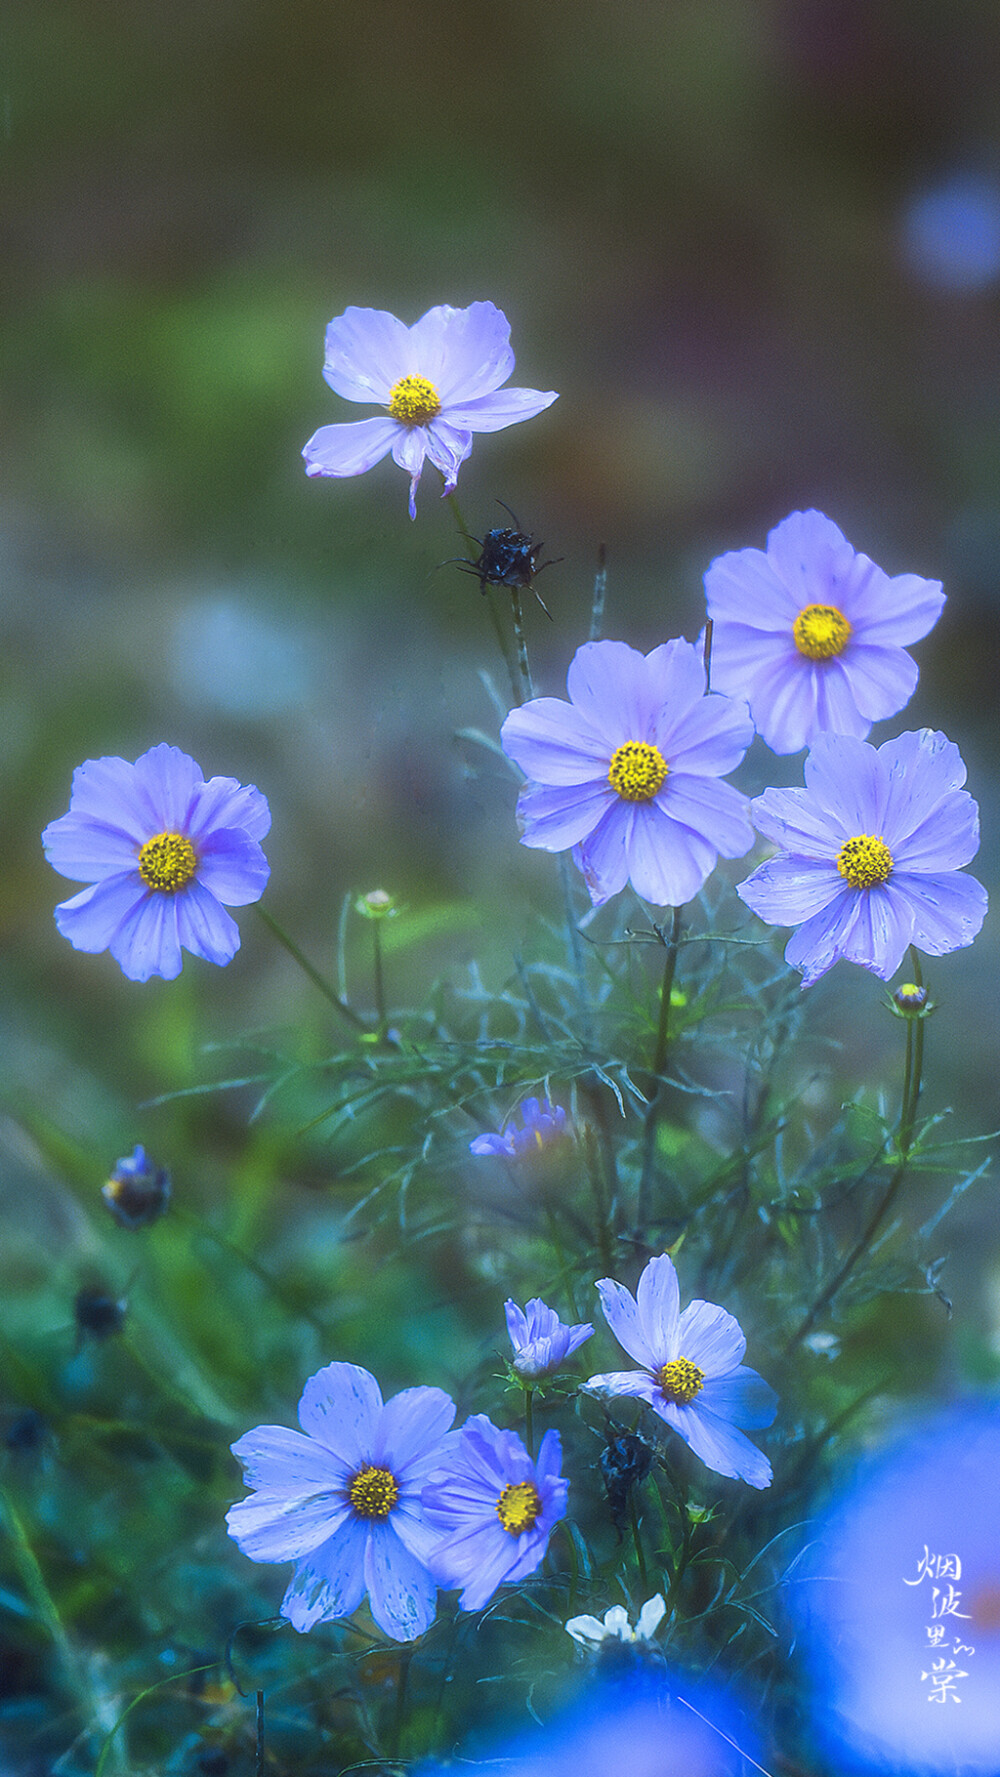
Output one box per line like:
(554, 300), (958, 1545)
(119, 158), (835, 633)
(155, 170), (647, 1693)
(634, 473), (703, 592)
(589, 543), (608, 642)
(629, 1489), (648, 1591)
(636, 908), (683, 1233)
(0, 1485), (86, 1702)
(390, 1647), (413, 1760)
(524, 1386), (535, 1460)
(255, 905), (366, 1030)
(447, 491), (521, 705)
(510, 588), (535, 699)
(372, 920), (386, 1032)
(583, 1120), (615, 1277)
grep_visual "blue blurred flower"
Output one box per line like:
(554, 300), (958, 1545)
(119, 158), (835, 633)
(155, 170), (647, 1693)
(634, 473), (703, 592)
(505, 1297), (594, 1379)
(227, 1361), (456, 1641)
(795, 1405), (1000, 1772)
(470, 1096), (568, 1159)
(737, 729), (987, 987)
(704, 510), (945, 755)
(302, 302), (557, 518)
(583, 1254), (777, 1489)
(42, 744), (270, 983)
(102, 1144), (171, 1229)
(501, 638), (754, 908)
(422, 1414), (567, 1610)
(901, 173), (1000, 293)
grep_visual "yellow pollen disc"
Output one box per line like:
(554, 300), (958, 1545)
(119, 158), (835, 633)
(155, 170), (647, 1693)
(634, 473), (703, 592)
(608, 741), (669, 802)
(348, 1465), (399, 1520)
(496, 1480), (541, 1537)
(657, 1357), (706, 1405)
(137, 831), (198, 893)
(836, 833), (894, 890)
(792, 603), (852, 660)
(387, 374), (441, 427)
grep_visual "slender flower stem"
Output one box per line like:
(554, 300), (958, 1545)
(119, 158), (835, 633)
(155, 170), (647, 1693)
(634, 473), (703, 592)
(390, 1647), (413, 1760)
(524, 1386), (535, 1460)
(447, 492), (521, 705)
(786, 948), (929, 1354)
(372, 919), (386, 1032)
(583, 1120), (615, 1277)
(636, 908), (684, 1233)
(255, 905), (366, 1030)
(589, 543), (608, 642)
(629, 1490), (648, 1590)
(558, 854), (591, 1034)
(510, 588), (535, 699)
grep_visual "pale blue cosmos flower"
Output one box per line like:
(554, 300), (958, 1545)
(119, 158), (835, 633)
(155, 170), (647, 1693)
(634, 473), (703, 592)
(302, 302), (558, 518)
(422, 1415), (567, 1611)
(42, 744), (270, 983)
(737, 729), (988, 987)
(470, 1096), (568, 1159)
(703, 509), (945, 755)
(505, 1297), (594, 1379)
(226, 1361), (456, 1642)
(501, 638), (754, 909)
(795, 1405), (1000, 1772)
(583, 1254), (777, 1490)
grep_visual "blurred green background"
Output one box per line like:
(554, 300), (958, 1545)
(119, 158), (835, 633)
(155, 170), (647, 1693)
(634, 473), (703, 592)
(2, 2), (1000, 1758)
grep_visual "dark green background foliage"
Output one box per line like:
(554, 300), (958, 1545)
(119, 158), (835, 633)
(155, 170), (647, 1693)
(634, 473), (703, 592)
(2, 3), (999, 1772)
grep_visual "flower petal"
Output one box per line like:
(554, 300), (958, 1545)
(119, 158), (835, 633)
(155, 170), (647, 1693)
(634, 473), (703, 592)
(838, 644), (918, 723)
(745, 651), (836, 755)
(573, 803), (634, 905)
(623, 803), (718, 907)
(53, 876), (146, 955)
(444, 386), (559, 432)
(230, 1425), (349, 1493)
(698, 1366), (778, 1430)
(658, 690), (754, 777)
(409, 301), (514, 403)
(374, 1386), (456, 1478)
(704, 546), (801, 628)
(225, 1490), (350, 1562)
(297, 1363), (382, 1466)
(748, 786), (844, 858)
(280, 1519), (368, 1632)
(737, 856), (843, 925)
(635, 1254), (681, 1355)
(782, 889), (865, 986)
(596, 1277), (660, 1369)
(131, 744), (203, 832)
(390, 425), (430, 518)
(516, 780), (614, 851)
(809, 659), (869, 739)
(663, 1400), (773, 1489)
(581, 1369), (659, 1405)
(302, 416), (399, 479)
(196, 831), (271, 905)
(49, 754), (152, 843)
(887, 871), (988, 958)
(891, 790), (980, 871)
(803, 733), (889, 835)
(321, 307), (411, 402)
(422, 418), (473, 496)
(109, 889), (183, 982)
(677, 1300), (747, 1375)
(658, 775), (754, 860)
(364, 1522), (437, 1641)
(43, 813), (140, 883)
(175, 880), (242, 967)
(849, 571), (945, 644)
(187, 776), (272, 843)
(876, 730), (969, 846)
(501, 697), (611, 785)
(765, 508), (857, 607)
(836, 884), (914, 980)
(566, 641), (662, 746)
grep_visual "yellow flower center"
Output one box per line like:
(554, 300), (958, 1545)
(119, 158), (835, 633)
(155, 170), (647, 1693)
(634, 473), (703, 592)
(657, 1357), (705, 1405)
(348, 1465), (399, 1520)
(387, 374), (442, 427)
(836, 833), (894, 890)
(608, 741), (669, 802)
(792, 604), (852, 660)
(496, 1480), (541, 1536)
(137, 832), (198, 893)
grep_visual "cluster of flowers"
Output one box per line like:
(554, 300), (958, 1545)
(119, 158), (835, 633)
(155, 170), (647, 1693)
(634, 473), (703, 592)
(225, 1253), (776, 1640)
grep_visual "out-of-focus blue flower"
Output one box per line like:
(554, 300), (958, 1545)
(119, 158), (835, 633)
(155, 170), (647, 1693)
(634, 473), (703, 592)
(470, 1096), (568, 1158)
(704, 510), (945, 755)
(42, 744), (271, 983)
(422, 1415), (567, 1610)
(420, 1678), (761, 1777)
(102, 1144), (171, 1229)
(737, 729), (987, 988)
(795, 1405), (1000, 1772)
(583, 1254), (777, 1490)
(501, 639), (754, 908)
(505, 1297), (594, 1379)
(302, 302), (557, 518)
(227, 1361), (456, 1641)
(901, 173), (1000, 293)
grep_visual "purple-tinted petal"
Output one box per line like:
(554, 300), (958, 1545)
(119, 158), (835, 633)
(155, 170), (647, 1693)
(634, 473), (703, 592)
(803, 733), (889, 835)
(297, 1363), (382, 1466)
(469, 1133), (512, 1156)
(501, 697), (611, 784)
(364, 1522), (437, 1641)
(704, 547), (801, 628)
(409, 301), (514, 402)
(566, 641), (661, 746)
(737, 855), (842, 925)
(635, 1254), (681, 1354)
(280, 1518), (368, 1632)
(888, 871), (988, 958)
(877, 730), (969, 847)
(505, 1300), (530, 1347)
(443, 386), (558, 432)
(782, 889), (863, 986)
(302, 416), (399, 479)
(642, 637), (707, 718)
(573, 803), (634, 905)
(516, 780), (614, 851)
(808, 659), (869, 739)
(51, 754), (151, 843)
(581, 1369), (660, 1404)
(892, 791), (980, 872)
(43, 813), (140, 883)
(698, 1366), (778, 1430)
(225, 1490), (350, 1562)
(187, 776), (271, 843)
(748, 785), (843, 858)
(196, 831), (270, 905)
(373, 1386), (455, 1478)
(230, 1425), (348, 1493)
(109, 890), (183, 982)
(321, 307), (411, 402)
(658, 775), (754, 860)
(54, 875), (145, 954)
(765, 508), (856, 606)
(131, 744), (202, 832)
(745, 650), (833, 755)
(389, 425), (429, 518)
(838, 643), (918, 723)
(849, 571), (945, 644)
(174, 881), (242, 967)
(664, 1400), (773, 1489)
(708, 621), (798, 691)
(422, 418), (473, 495)
(624, 803), (718, 907)
(596, 1277), (660, 1369)
(677, 1300), (747, 1375)
(658, 690), (754, 777)
(834, 884), (913, 980)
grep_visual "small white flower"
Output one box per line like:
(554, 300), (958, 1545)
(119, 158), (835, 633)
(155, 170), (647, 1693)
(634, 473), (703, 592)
(565, 1593), (666, 1647)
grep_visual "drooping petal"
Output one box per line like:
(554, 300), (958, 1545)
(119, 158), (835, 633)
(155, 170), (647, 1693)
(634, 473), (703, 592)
(174, 880), (242, 967)
(635, 1253), (681, 1355)
(131, 744), (203, 832)
(187, 776), (272, 843)
(737, 855), (842, 925)
(196, 831), (271, 905)
(279, 1519), (368, 1632)
(596, 1277), (661, 1369)
(677, 1300), (747, 1375)
(888, 871), (988, 957)
(43, 813), (140, 883)
(516, 780), (614, 851)
(302, 417), (399, 480)
(422, 418), (473, 496)
(698, 1366), (779, 1430)
(297, 1362), (382, 1466)
(321, 307), (411, 403)
(501, 697), (611, 784)
(225, 1490), (350, 1563)
(230, 1424), (349, 1494)
(374, 1386), (456, 1478)
(109, 889), (183, 982)
(364, 1522), (437, 1641)
(664, 1400), (773, 1489)
(409, 301), (515, 403)
(390, 425), (430, 519)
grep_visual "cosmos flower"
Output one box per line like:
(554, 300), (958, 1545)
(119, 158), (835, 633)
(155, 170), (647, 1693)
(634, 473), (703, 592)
(504, 1297), (594, 1379)
(795, 1405), (1000, 1772)
(501, 639), (754, 908)
(565, 1594), (667, 1649)
(226, 1361), (456, 1642)
(422, 1415), (567, 1611)
(582, 1254), (777, 1490)
(736, 729), (987, 988)
(703, 509), (945, 754)
(42, 744), (270, 983)
(302, 302), (557, 518)
(469, 1096), (568, 1158)
(101, 1144), (171, 1230)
